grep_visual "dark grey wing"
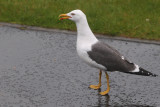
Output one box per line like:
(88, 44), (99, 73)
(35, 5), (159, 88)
(87, 42), (135, 72)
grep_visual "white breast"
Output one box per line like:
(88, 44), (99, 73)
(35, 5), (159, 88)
(75, 16), (106, 70)
(76, 38), (106, 70)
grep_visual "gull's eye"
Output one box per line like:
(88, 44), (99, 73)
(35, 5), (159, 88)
(71, 13), (75, 16)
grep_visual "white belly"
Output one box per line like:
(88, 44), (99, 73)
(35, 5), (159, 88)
(77, 48), (107, 70)
(76, 33), (106, 70)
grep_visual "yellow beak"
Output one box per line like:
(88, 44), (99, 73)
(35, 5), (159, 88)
(59, 14), (71, 20)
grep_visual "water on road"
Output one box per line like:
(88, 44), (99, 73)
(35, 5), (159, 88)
(0, 26), (159, 107)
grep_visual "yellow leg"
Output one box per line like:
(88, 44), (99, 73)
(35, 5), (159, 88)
(90, 70), (102, 89)
(99, 72), (110, 95)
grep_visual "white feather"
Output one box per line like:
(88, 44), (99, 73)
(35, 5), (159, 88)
(131, 64), (139, 72)
(71, 10), (106, 70)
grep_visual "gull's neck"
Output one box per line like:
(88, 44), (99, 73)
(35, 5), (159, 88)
(75, 17), (98, 46)
(76, 18), (93, 36)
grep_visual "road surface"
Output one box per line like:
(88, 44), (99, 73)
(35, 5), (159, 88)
(0, 24), (159, 107)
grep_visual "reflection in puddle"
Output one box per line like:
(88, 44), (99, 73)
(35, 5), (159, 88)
(96, 89), (110, 107)
(96, 89), (154, 107)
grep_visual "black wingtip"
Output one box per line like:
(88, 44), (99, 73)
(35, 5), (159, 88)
(124, 67), (158, 77)
(137, 67), (158, 77)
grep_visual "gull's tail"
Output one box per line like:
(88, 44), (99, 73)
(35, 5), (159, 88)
(129, 67), (158, 77)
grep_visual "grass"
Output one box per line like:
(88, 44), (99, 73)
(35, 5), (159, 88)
(0, 0), (160, 40)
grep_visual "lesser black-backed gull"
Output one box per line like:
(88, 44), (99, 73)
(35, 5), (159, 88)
(59, 9), (157, 95)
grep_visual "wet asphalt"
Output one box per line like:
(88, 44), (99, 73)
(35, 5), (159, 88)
(0, 25), (160, 107)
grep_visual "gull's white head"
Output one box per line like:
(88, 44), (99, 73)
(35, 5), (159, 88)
(59, 9), (97, 44)
(59, 9), (86, 23)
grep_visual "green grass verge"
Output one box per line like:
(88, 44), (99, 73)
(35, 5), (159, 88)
(0, 0), (160, 40)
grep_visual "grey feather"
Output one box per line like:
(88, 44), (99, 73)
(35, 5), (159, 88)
(87, 42), (135, 72)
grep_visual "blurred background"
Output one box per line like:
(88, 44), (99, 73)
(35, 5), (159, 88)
(0, 0), (160, 40)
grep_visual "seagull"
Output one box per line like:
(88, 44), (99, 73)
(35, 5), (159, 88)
(59, 9), (157, 95)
